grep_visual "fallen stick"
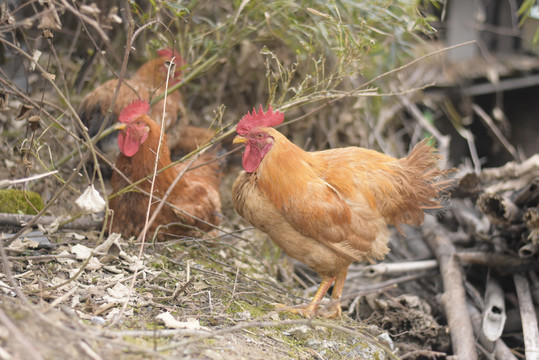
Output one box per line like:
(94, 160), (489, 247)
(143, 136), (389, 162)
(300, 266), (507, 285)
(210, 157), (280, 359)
(456, 251), (532, 268)
(0, 213), (102, 231)
(354, 259), (438, 278)
(514, 273), (539, 360)
(422, 216), (478, 360)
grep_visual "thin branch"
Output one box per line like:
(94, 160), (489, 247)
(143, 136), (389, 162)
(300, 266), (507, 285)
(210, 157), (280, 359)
(472, 104), (520, 162)
(279, 41), (477, 128)
(0, 170), (58, 188)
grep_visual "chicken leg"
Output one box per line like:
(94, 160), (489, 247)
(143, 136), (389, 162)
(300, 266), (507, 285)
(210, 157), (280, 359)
(277, 267), (349, 319)
(322, 267), (348, 318)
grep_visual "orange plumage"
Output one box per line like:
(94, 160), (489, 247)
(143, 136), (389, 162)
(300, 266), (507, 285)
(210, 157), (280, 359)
(232, 105), (453, 318)
(78, 49), (209, 173)
(109, 100), (221, 239)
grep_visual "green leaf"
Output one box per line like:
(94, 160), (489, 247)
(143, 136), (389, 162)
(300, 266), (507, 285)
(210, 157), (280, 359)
(534, 26), (539, 44)
(518, 0), (535, 16)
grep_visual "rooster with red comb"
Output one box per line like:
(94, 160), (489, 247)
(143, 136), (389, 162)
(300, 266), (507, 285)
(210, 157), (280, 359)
(109, 100), (222, 239)
(77, 48), (204, 177)
(232, 105), (453, 318)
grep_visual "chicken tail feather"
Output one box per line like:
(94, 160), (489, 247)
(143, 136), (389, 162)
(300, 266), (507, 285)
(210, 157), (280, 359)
(390, 139), (455, 227)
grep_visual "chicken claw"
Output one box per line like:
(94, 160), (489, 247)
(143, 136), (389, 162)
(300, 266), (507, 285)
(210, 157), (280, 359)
(274, 303), (319, 319)
(274, 274), (346, 319)
(274, 302), (342, 319)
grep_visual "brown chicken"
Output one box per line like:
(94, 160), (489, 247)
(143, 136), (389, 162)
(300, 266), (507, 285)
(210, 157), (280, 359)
(172, 125), (217, 155)
(78, 48), (198, 171)
(109, 100), (221, 239)
(232, 105), (453, 318)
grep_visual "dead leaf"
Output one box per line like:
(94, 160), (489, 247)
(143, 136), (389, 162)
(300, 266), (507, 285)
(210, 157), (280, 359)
(94, 233), (121, 255)
(16, 104), (33, 120)
(30, 50), (42, 71)
(80, 4), (101, 16)
(103, 265), (122, 274)
(42, 72), (56, 81)
(7, 237), (40, 251)
(71, 244), (92, 260)
(0, 3), (15, 25)
(42, 29), (53, 38)
(86, 257), (102, 271)
(104, 283), (132, 303)
(56, 250), (75, 265)
(38, 217), (60, 234)
(64, 232), (86, 241)
(105, 307), (133, 321)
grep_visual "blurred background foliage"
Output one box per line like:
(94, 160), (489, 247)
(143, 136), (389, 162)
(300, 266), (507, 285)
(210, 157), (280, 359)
(1, 0), (441, 165)
(6, 0), (537, 197)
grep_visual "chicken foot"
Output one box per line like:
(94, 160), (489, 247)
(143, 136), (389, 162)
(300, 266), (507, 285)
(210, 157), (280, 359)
(276, 268), (348, 319)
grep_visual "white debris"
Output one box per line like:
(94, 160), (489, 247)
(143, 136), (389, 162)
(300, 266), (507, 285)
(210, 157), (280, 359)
(75, 185), (106, 214)
(156, 312), (208, 331)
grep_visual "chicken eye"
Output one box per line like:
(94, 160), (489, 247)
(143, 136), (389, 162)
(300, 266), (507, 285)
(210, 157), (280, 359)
(257, 133), (263, 138)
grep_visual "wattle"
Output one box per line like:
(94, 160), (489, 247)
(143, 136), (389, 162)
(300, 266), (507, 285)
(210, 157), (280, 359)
(117, 133), (140, 157)
(242, 144), (261, 173)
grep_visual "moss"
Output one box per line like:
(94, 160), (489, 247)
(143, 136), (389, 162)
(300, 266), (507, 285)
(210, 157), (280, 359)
(0, 189), (44, 215)
(204, 339), (217, 346)
(225, 300), (272, 319)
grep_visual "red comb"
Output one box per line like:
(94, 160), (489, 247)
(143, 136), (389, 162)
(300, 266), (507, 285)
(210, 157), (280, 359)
(157, 48), (184, 80)
(119, 100), (150, 124)
(236, 105), (284, 135)
(157, 48), (180, 60)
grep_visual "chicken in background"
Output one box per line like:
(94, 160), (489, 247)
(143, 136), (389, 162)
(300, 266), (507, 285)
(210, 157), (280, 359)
(232, 105), (454, 318)
(109, 100), (222, 239)
(172, 125), (217, 155)
(78, 49), (214, 174)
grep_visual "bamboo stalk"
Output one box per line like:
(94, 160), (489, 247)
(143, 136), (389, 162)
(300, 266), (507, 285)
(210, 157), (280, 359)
(514, 273), (539, 360)
(423, 216), (478, 360)
(482, 278), (506, 342)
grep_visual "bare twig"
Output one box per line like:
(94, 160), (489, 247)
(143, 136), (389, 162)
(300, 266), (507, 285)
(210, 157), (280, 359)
(472, 104), (520, 162)
(280, 41), (478, 129)
(0, 171), (58, 189)
(397, 93), (451, 162)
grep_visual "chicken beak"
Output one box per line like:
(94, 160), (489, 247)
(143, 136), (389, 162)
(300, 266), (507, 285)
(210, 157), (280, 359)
(114, 123), (127, 131)
(233, 135), (247, 145)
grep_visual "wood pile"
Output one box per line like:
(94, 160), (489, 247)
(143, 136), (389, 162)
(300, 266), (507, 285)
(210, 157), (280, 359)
(334, 155), (539, 359)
